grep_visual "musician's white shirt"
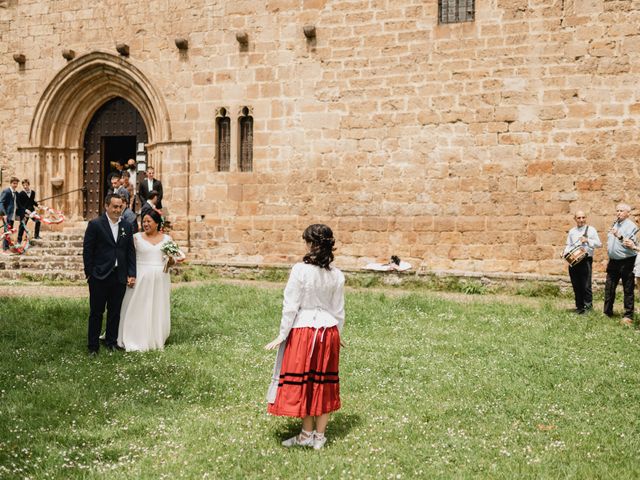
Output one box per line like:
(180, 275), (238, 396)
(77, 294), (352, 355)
(607, 218), (638, 260)
(565, 225), (602, 257)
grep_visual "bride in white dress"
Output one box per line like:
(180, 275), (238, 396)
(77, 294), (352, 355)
(117, 210), (178, 351)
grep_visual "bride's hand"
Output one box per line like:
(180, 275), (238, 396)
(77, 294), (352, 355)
(264, 338), (283, 350)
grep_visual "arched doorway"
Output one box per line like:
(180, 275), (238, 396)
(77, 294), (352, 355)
(83, 97), (148, 218)
(22, 52), (173, 221)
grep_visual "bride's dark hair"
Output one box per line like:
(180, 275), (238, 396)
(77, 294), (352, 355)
(302, 224), (335, 270)
(143, 210), (163, 231)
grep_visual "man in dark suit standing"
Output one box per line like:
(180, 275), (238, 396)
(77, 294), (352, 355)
(17, 178), (41, 242)
(138, 166), (163, 210)
(140, 190), (160, 221)
(82, 194), (136, 355)
(0, 176), (20, 250)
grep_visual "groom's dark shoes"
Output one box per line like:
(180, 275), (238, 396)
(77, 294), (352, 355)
(101, 338), (124, 351)
(104, 344), (124, 352)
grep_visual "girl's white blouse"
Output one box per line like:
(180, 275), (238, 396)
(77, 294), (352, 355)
(276, 262), (345, 342)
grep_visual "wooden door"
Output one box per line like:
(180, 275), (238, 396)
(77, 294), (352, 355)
(83, 97), (148, 219)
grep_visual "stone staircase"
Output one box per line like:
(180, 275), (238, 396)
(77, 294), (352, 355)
(0, 224), (87, 281)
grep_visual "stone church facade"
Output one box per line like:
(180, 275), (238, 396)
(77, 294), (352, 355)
(1, 0), (639, 276)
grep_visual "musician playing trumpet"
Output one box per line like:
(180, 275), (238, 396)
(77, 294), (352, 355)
(604, 203), (638, 326)
(564, 210), (602, 314)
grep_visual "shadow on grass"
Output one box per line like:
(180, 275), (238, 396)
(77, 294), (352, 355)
(272, 412), (363, 445)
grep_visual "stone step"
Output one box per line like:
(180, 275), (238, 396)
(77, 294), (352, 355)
(61, 227), (87, 235)
(30, 233), (84, 242)
(1, 251), (83, 260)
(23, 249), (83, 257)
(0, 255), (84, 271)
(4, 244), (83, 255)
(0, 268), (85, 281)
(0, 220), (90, 280)
(14, 252), (82, 260)
(3, 256), (83, 266)
(28, 240), (84, 249)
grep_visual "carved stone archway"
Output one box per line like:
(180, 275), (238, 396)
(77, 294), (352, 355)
(19, 51), (176, 220)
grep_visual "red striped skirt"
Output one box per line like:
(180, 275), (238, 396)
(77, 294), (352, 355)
(268, 326), (341, 418)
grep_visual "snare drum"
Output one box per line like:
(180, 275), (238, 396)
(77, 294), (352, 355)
(564, 244), (588, 266)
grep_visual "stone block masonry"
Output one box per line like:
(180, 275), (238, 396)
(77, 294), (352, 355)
(1, 0), (639, 278)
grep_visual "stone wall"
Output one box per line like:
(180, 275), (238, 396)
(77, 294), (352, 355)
(1, 0), (639, 276)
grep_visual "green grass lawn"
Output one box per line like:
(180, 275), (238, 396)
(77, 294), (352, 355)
(1, 283), (639, 479)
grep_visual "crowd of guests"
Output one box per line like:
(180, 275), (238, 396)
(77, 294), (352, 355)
(0, 176), (42, 250)
(104, 159), (164, 232)
(564, 203), (640, 326)
(0, 158), (165, 250)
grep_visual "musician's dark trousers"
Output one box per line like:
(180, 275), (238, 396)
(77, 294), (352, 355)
(569, 256), (593, 312)
(87, 270), (126, 352)
(603, 256), (636, 319)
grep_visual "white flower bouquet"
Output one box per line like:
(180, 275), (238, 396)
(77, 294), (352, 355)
(160, 240), (185, 273)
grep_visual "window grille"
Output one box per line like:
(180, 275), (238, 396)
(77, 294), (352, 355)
(239, 107), (253, 172)
(216, 108), (230, 172)
(439, 0), (474, 23)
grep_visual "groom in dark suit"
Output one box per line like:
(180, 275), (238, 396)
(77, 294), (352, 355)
(83, 194), (136, 355)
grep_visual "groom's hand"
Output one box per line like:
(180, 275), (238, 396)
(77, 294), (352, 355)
(127, 276), (136, 288)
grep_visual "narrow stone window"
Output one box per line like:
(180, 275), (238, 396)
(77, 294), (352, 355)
(216, 108), (230, 172)
(238, 106), (253, 172)
(439, 0), (474, 23)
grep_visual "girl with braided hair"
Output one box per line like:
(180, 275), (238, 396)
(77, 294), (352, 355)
(265, 224), (345, 450)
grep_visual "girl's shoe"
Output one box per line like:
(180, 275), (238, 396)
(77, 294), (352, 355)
(313, 432), (327, 450)
(282, 430), (314, 447)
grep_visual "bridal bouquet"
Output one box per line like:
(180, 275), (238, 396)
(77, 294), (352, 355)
(160, 240), (184, 273)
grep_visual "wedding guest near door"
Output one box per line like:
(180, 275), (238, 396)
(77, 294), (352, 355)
(17, 179), (41, 241)
(125, 159), (138, 211)
(140, 190), (160, 220)
(138, 166), (163, 210)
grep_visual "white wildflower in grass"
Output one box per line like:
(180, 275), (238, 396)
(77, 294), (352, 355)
(1, 285), (640, 477)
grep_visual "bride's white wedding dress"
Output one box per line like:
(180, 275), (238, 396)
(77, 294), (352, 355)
(118, 232), (172, 351)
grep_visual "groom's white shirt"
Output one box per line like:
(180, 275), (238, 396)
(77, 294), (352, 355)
(107, 215), (120, 267)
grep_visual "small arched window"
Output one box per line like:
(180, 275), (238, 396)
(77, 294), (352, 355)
(216, 108), (230, 172)
(239, 106), (253, 172)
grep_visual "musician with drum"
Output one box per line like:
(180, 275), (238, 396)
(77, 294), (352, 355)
(564, 210), (602, 314)
(604, 203), (638, 325)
